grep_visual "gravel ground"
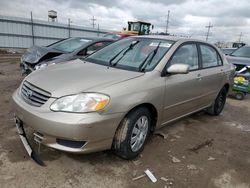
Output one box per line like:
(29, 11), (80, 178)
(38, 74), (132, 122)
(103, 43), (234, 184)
(0, 54), (250, 188)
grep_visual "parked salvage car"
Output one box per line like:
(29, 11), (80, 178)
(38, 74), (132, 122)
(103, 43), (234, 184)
(13, 35), (235, 164)
(20, 37), (114, 75)
(230, 66), (250, 100)
(226, 46), (250, 71)
(221, 48), (236, 55)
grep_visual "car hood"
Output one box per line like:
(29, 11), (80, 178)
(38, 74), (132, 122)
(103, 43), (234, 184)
(22, 45), (63, 64)
(25, 59), (144, 97)
(39, 53), (74, 65)
(226, 55), (250, 66)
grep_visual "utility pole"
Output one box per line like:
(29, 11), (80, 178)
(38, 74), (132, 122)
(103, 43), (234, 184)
(205, 22), (213, 41)
(239, 32), (243, 42)
(165, 10), (170, 34)
(90, 16), (96, 28)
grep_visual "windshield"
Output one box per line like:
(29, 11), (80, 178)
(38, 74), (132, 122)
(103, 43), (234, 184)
(50, 38), (92, 53)
(230, 47), (250, 58)
(85, 37), (174, 72)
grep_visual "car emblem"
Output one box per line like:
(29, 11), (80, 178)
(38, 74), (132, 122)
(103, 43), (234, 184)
(26, 90), (33, 98)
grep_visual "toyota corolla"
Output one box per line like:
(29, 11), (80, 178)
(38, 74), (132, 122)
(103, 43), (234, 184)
(12, 35), (235, 163)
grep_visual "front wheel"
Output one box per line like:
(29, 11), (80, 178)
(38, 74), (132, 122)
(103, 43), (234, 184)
(207, 87), (227, 116)
(113, 107), (151, 159)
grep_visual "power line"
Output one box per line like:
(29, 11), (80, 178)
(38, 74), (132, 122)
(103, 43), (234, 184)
(90, 16), (96, 28)
(165, 10), (170, 34)
(205, 22), (213, 41)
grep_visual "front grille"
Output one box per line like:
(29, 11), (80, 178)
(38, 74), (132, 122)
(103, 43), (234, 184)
(21, 81), (51, 107)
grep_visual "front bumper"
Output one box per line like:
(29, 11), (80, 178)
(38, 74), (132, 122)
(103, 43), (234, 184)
(20, 61), (34, 75)
(12, 89), (124, 153)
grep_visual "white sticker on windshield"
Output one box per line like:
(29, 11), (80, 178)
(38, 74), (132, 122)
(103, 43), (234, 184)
(149, 42), (172, 48)
(80, 39), (91, 42)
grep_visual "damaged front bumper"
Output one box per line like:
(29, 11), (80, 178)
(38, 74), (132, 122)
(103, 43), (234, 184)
(15, 117), (45, 166)
(20, 61), (33, 75)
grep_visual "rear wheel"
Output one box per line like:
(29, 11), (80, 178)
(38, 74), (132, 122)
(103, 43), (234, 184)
(113, 107), (151, 159)
(207, 87), (227, 115)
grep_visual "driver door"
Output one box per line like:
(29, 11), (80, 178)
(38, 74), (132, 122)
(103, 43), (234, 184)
(162, 43), (204, 124)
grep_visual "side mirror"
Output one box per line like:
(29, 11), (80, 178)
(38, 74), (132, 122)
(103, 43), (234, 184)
(167, 64), (189, 74)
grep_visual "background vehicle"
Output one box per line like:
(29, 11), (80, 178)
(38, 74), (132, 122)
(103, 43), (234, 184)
(20, 37), (114, 75)
(230, 66), (250, 100)
(103, 32), (135, 40)
(226, 46), (250, 71)
(232, 42), (246, 48)
(221, 48), (236, 55)
(104, 21), (153, 40)
(13, 36), (234, 163)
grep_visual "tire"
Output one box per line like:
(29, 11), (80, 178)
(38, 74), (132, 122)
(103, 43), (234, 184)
(207, 87), (227, 116)
(235, 92), (245, 100)
(113, 107), (151, 159)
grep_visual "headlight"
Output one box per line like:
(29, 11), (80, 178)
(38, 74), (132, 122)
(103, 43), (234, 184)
(35, 63), (48, 70)
(50, 93), (110, 113)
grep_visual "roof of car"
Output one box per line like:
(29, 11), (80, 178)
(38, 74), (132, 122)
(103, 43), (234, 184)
(70, 36), (115, 42)
(132, 35), (209, 43)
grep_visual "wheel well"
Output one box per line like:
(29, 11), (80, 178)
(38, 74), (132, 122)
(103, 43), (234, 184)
(223, 83), (230, 93)
(127, 103), (158, 131)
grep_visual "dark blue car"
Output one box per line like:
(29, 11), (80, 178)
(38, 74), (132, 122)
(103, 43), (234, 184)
(20, 37), (114, 75)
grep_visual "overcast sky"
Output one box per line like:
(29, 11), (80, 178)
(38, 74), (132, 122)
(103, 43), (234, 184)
(1, 0), (250, 43)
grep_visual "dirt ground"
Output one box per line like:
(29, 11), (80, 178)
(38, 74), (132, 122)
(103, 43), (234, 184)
(0, 53), (250, 188)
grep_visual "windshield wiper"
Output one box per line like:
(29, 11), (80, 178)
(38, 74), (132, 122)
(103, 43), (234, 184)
(108, 41), (139, 67)
(138, 42), (161, 72)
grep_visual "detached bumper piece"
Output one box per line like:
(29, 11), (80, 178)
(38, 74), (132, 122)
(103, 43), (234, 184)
(15, 117), (45, 166)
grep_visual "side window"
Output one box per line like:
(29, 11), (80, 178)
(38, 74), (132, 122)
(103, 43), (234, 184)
(169, 44), (199, 71)
(200, 45), (222, 68)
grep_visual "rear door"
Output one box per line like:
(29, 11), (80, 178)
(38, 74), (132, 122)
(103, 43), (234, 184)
(198, 44), (224, 106)
(162, 43), (204, 124)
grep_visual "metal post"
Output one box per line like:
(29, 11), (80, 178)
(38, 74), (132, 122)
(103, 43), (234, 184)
(97, 23), (100, 37)
(166, 10), (170, 34)
(30, 12), (35, 46)
(68, 18), (71, 37)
